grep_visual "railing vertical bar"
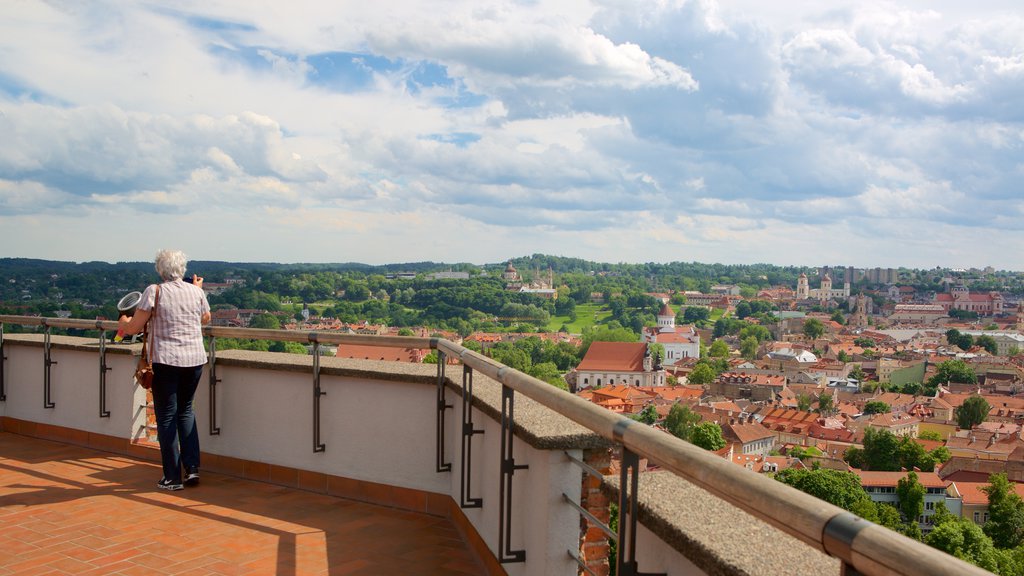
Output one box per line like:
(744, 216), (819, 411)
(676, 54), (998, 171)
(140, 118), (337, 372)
(43, 322), (56, 409)
(459, 364), (482, 508)
(311, 335), (326, 453)
(616, 448), (666, 576)
(98, 325), (110, 418)
(208, 336), (221, 435)
(0, 322), (6, 402)
(498, 382), (527, 563)
(436, 350), (452, 473)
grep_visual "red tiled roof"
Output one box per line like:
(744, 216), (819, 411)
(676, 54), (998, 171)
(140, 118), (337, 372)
(577, 342), (647, 372)
(855, 470), (946, 489)
(335, 344), (426, 363)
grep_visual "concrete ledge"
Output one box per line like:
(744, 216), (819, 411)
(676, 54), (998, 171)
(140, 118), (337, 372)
(2, 333), (140, 356)
(213, 348), (610, 451)
(604, 470), (840, 576)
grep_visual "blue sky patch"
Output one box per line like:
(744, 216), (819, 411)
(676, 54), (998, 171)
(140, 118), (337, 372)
(420, 132), (482, 147)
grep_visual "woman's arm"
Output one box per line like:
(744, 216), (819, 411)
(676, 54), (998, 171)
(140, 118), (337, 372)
(118, 307), (151, 336)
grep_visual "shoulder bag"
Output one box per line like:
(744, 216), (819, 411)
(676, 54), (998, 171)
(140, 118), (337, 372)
(134, 285), (161, 389)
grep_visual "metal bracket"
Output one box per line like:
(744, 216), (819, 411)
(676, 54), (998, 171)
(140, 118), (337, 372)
(208, 336), (221, 435)
(823, 512), (869, 576)
(0, 322), (6, 402)
(499, 384), (528, 563)
(460, 364), (484, 508)
(98, 324), (111, 418)
(311, 334), (326, 453)
(43, 322), (57, 409)
(617, 448), (666, 576)
(436, 350), (453, 473)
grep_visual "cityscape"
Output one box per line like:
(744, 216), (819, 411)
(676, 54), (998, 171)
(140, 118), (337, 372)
(5, 254), (1024, 572)
(3, 0), (1024, 574)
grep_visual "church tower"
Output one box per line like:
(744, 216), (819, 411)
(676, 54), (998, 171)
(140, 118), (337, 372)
(797, 273), (810, 299)
(657, 302), (676, 331)
(821, 273), (833, 296)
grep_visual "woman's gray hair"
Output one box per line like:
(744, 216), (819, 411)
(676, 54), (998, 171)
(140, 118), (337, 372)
(154, 249), (187, 281)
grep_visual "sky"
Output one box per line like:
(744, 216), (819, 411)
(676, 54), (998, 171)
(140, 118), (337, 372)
(0, 1), (1022, 270)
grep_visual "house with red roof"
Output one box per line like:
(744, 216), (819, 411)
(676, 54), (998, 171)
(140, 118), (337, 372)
(947, 481), (1024, 526)
(708, 372), (787, 402)
(573, 342), (665, 391)
(722, 418), (775, 456)
(854, 470), (959, 531)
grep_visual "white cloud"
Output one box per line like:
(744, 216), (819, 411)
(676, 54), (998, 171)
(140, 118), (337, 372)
(0, 0), (1022, 269)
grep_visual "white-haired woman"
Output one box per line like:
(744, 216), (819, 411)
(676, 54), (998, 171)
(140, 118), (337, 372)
(119, 249), (211, 491)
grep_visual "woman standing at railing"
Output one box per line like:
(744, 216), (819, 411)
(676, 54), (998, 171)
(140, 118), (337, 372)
(118, 249), (212, 491)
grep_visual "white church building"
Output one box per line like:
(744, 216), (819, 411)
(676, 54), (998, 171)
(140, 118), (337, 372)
(642, 303), (701, 364)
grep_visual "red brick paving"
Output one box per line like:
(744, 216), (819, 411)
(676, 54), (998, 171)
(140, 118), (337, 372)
(0, 433), (485, 575)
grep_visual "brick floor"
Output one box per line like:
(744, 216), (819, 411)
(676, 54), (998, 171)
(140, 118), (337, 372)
(0, 433), (486, 575)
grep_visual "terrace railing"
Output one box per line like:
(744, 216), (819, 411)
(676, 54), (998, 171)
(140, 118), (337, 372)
(0, 315), (990, 576)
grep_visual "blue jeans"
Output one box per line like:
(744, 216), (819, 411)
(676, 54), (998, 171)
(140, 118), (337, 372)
(151, 363), (203, 483)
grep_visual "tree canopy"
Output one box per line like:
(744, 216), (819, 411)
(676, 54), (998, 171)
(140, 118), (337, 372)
(957, 396), (992, 430)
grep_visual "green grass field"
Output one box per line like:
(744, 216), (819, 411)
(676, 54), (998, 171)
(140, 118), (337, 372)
(546, 303), (612, 333)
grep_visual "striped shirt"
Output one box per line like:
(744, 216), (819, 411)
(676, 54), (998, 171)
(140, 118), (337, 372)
(138, 280), (210, 367)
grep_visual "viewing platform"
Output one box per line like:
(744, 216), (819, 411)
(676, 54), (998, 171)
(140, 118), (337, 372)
(0, 316), (992, 575)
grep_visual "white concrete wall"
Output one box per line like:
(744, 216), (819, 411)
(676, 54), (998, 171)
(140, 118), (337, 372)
(1, 340), (146, 438)
(1, 340), (592, 576)
(448, 394), (582, 576)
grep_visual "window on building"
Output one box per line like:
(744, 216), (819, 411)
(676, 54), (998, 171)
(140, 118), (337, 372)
(974, 512), (980, 522)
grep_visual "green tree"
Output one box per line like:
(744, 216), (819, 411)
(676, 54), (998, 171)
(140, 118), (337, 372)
(816, 392), (835, 416)
(975, 335), (999, 355)
(740, 336), (759, 360)
(918, 430), (943, 441)
(897, 471), (926, 525)
(633, 404), (659, 425)
(929, 359), (978, 388)
(775, 468), (872, 511)
(983, 473), (1024, 549)
(687, 363), (716, 385)
(863, 401), (890, 415)
(925, 519), (1002, 573)
(249, 313), (281, 329)
(689, 421), (726, 451)
(831, 310), (846, 325)
(797, 393), (812, 412)
(528, 362), (568, 390)
(708, 339), (730, 358)
(957, 396), (992, 430)
(664, 404), (700, 441)
(738, 324), (771, 343)
(803, 318), (825, 339)
(848, 364), (866, 382)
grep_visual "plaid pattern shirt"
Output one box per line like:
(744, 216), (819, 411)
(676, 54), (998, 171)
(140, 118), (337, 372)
(139, 280), (210, 367)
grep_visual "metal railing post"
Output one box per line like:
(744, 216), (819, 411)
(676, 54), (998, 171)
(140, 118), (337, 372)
(208, 336), (221, 435)
(311, 334), (326, 453)
(498, 382), (527, 563)
(460, 364), (483, 508)
(97, 323), (111, 418)
(0, 322), (6, 402)
(436, 349), (452, 473)
(43, 321), (56, 409)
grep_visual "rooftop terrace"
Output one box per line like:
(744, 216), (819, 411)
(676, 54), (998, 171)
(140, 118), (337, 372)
(0, 316), (993, 575)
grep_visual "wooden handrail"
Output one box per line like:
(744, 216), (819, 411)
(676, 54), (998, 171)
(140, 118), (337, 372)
(0, 315), (990, 576)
